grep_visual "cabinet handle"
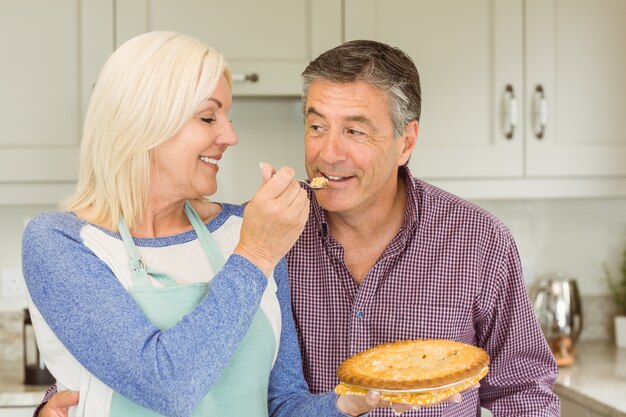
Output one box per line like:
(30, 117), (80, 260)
(231, 73), (259, 83)
(503, 84), (518, 140)
(533, 84), (548, 139)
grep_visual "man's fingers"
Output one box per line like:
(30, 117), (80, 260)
(447, 392), (462, 404)
(364, 390), (381, 407)
(49, 390), (79, 407)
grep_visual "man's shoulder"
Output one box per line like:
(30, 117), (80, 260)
(410, 177), (510, 237)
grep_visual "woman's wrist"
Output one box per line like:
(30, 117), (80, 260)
(233, 244), (275, 277)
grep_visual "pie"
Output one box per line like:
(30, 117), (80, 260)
(335, 339), (489, 405)
(309, 176), (329, 188)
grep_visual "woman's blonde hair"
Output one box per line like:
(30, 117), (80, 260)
(63, 31), (232, 230)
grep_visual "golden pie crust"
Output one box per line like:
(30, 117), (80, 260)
(335, 339), (489, 405)
(309, 176), (329, 188)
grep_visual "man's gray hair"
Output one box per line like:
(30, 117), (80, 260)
(302, 40), (421, 138)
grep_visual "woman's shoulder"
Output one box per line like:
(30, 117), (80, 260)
(191, 200), (245, 222)
(217, 202), (245, 217)
(26, 211), (84, 234)
(23, 210), (89, 245)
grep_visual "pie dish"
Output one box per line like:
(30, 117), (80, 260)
(335, 339), (489, 405)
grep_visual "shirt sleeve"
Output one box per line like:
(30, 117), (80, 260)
(22, 212), (268, 417)
(474, 227), (560, 416)
(267, 259), (352, 417)
(33, 384), (58, 417)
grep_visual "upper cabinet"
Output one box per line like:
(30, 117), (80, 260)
(345, 0), (524, 179)
(1, 0), (339, 204)
(115, 0), (342, 96)
(3, 1), (626, 203)
(0, 0), (113, 204)
(345, 0), (626, 198)
(525, 0), (626, 177)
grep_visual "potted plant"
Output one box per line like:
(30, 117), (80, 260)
(604, 246), (626, 349)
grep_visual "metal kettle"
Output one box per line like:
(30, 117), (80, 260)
(531, 275), (583, 366)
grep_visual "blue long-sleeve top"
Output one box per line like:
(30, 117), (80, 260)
(22, 203), (347, 417)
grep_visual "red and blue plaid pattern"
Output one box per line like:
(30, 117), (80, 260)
(287, 166), (559, 416)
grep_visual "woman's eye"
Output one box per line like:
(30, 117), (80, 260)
(201, 117), (216, 124)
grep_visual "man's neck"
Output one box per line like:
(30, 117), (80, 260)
(326, 173), (408, 283)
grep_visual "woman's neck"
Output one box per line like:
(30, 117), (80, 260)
(131, 199), (190, 238)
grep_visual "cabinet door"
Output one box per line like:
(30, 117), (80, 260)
(115, 0), (341, 96)
(526, 0), (626, 177)
(0, 0), (113, 186)
(344, 0), (524, 179)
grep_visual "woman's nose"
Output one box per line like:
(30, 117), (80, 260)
(220, 121), (238, 146)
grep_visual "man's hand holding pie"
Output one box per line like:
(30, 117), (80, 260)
(335, 339), (489, 414)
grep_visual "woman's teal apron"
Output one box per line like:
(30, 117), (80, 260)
(109, 201), (275, 417)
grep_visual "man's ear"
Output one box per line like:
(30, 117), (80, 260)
(397, 120), (419, 166)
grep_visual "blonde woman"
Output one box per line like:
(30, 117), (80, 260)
(23, 31), (377, 417)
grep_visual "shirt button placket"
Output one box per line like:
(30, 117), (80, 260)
(349, 306), (370, 355)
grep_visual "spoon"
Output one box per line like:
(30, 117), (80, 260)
(262, 164), (328, 190)
(296, 178), (328, 190)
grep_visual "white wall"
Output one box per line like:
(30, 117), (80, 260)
(477, 198), (626, 296)
(211, 97), (307, 204)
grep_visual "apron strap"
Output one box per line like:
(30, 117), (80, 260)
(117, 217), (177, 288)
(184, 201), (226, 272)
(118, 201), (226, 289)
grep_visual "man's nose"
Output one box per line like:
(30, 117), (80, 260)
(319, 130), (347, 162)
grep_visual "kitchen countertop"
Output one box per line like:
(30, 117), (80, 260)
(556, 341), (626, 417)
(1, 342), (625, 414)
(0, 372), (46, 408)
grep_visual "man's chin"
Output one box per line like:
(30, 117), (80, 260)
(316, 194), (356, 215)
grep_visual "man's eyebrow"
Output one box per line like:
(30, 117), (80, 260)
(208, 97), (223, 108)
(346, 114), (375, 128)
(306, 106), (324, 118)
(307, 107), (374, 125)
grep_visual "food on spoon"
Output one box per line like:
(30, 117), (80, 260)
(335, 339), (489, 406)
(309, 176), (329, 188)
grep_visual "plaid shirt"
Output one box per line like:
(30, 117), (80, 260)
(287, 166), (559, 417)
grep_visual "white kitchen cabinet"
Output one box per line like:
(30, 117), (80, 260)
(345, 0), (524, 179)
(344, 0), (626, 198)
(525, 0), (626, 178)
(0, 0), (113, 204)
(115, 0), (342, 96)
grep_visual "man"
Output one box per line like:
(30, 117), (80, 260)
(37, 40), (559, 416)
(289, 40), (558, 416)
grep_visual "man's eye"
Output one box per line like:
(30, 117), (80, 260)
(347, 129), (365, 136)
(201, 117), (216, 124)
(308, 125), (325, 135)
